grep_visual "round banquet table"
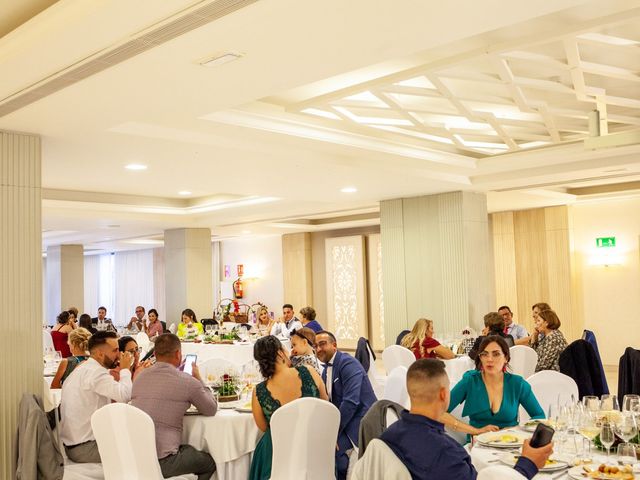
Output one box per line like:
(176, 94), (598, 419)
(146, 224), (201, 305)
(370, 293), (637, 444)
(183, 408), (262, 480)
(181, 339), (291, 367)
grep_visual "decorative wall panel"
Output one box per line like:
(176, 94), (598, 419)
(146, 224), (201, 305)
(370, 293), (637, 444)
(325, 236), (367, 349)
(367, 234), (385, 350)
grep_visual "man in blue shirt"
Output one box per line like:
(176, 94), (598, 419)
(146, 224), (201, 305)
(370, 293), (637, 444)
(316, 331), (376, 480)
(380, 359), (552, 479)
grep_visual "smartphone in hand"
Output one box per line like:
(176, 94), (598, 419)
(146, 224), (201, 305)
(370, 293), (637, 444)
(182, 354), (197, 375)
(529, 422), (554, 448)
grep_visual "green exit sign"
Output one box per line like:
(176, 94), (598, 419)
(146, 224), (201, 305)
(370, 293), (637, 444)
(596, 237), (616, 248)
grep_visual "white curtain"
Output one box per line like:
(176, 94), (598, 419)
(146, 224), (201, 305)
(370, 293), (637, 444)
(113, 250), (154, 326)
(84, 253), (116, 318)
(212, 242), (221, 309)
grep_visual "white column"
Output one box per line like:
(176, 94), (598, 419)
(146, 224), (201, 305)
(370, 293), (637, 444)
(0, 131), (42, 477)
(164, 228), (213, 328)
(380, 191), (494, 344)
(46, 244), (84, 321)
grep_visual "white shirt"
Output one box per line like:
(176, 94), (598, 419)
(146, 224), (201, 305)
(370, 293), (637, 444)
(271, 317), (303, 338)
(505, 322), (528, 340)
(60, 357), (132, 446)
(324, 352), (337, 400)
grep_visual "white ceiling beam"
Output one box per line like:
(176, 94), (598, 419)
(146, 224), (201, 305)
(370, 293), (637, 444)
(536, 104), (562, 142)
(585, 90), (640, 109)
(595, 95), (609, 136)
(499, 50), (567, 69)
(489, 56), (534, 112)
(512, 75), (577, 95)
(477, 113), (519, 151)
(370, 90), (424, 129)
(563, 38), (590, 102)
(580, 61), (640, 83)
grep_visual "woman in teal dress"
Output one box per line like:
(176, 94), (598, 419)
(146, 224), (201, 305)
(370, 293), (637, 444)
(441, 335), (545, 437)
(249, 335), (328, 480)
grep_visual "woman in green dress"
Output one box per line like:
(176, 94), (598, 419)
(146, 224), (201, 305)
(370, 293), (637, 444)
(249, 335), (328, 480)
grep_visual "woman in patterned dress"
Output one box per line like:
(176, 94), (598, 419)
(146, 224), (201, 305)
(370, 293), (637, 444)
(290, 327), (321, 374)
(529, 308), (568, 372)
(249, 336), (328, 480)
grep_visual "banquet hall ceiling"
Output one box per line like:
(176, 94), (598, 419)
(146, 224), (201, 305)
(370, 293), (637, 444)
(1, 0), (640, 253)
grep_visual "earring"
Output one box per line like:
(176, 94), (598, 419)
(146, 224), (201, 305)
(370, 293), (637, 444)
(502, 364), (507, 373)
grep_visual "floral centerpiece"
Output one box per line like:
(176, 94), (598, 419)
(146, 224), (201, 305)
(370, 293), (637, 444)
(216, 374), (241, 402)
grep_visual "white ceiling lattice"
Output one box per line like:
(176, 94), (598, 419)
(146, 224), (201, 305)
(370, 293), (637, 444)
(293, 20), (640, 156)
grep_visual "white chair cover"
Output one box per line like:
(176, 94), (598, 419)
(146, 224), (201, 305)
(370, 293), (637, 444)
(43, 328), (54, 351)
(43, 378), (57, 413)
(270, 397), (340, 480)
(520, 370), (579, 421)
(385, 409), (400, 427)
(366, 342), (383, 399)
(63, 461), (105, 480)
(382, 345), (415, 375)
(168, 323), (176, 334)
(509, 346), (537, 380)
(383, 366), (410, 408)
(477, 465), (526, 479)
(351, 439), (411, 480)
(135, 332), (150, 354)
(443, 356), (475, 387)
(445, 402), (469, 445)
(91, 403), (195, 480)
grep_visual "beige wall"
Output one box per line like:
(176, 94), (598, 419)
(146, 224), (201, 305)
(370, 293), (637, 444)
(282, 233), (312, 311)
(491, 206), (582, 344)
(571, 197), (640, 366)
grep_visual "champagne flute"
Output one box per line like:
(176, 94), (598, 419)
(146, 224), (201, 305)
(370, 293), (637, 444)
(600, 421), (615, 458)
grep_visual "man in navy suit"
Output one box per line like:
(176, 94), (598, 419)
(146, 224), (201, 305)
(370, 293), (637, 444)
(316, 331), (376, 480)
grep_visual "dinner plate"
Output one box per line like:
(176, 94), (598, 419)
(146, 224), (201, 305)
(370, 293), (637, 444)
(498, 453), (569, 472)
(234, 407), (253, 413)
(476, 430), (530, 448)
(519, 419), (553, 432)
(567, 465), (635, 479)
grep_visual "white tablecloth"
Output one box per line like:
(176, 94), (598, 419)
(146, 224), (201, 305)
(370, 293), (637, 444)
(470, 430), (610, 479)
(181, 340), (290, 368)
(183, 409), (262, 480)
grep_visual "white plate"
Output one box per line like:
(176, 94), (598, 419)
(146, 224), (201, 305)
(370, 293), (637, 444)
(567, 465), (636, 480)
(499, 453), (569, 472)
(476, 430), (530, 448)
(234, 407), (253, 413)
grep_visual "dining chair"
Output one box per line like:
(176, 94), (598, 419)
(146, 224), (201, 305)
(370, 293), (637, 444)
(135, 332), (151, 354)
(43, 328), (55, 352)
(382, 366), (410, 409)
(91, 403), (195, 480)
(477, 465), (526, 479)
(351, 439), (411, 480)
(270, 397), (340, 480)
(520, 370), (578, 422)
(382, 345), (415, 375)
(509, 346), (537, 379)
(168, 323), (176, 334)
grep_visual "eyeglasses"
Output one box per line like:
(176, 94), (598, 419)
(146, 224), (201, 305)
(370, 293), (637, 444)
(126, 347), (142, 354)
(478, 351), (504, 360)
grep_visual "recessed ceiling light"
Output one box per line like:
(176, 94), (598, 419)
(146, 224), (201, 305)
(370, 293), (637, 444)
(341, 186), (358, 193)
(125, 164), (147, 171)
(199, 52), (243, 68)
(178, 191), (192, 196)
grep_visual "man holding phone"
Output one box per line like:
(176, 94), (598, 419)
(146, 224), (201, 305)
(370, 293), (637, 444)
(131, 334), (217, 480)
(378, 359), (553, 479)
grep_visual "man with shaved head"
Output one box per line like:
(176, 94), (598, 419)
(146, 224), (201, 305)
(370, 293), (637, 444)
(379, 359), (552, 479)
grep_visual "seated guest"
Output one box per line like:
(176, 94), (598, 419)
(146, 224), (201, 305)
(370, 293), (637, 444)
(51, 328), (91, 388)
(299, 306), (323, 333)
(529, 308), (567, 372)
(254, 306), (274, 336)
(67, 306), (79, 319)
(60, 331), (134, 463)
(67, 310), (78, 328)
(132, 334), (217, 480)
(469, 312), (515, 360)
(176, 308), (204, 337)
(290, 327), (321, 374)
(78, 313), (97, 334)
(401, 318), (455, 360)
(380, 359), (553, 479)
(515, 302), (552, 346)
(249, 336), (327, 480)
(118, 336), (146, 378)
(144, 308), (163, 339)
(269, 304), (302, 338)
(51, 311), (76, 358)
(126, 305), (147, 333)
(316, 331), (376, 480)
(444, 336), (544, 436)
(92, 306), (116, 333)
(499, 305), (528, 340)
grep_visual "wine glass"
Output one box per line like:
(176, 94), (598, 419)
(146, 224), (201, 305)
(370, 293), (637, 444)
(601, 394), (620, 412)
(617, 443), (636, 466)
(578, 411), (599, 460)
(600, 421), (615, 458)
(614, 411), (637, 444)
(583, 396), (600, 413)
(623, 395), (640, 414)
(44, 346), (54, 364)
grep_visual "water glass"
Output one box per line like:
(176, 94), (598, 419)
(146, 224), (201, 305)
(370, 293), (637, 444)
(617, 443), (637, 465)
(623, 395), (640, 414)
(614, 411), (638, 443)
(600, 422), (615, 458)
(583, 396), (600, 413)
(601, 394), (620, 412)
